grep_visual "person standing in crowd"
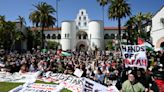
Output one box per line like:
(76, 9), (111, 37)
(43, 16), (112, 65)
(121, 70), (145, 92)
(153, 63), (164, 92)
(94, 67), (105, 84)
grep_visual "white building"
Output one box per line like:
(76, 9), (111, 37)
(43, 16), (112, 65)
(32, 9), (127, 51)
(151, 6), (164, 51)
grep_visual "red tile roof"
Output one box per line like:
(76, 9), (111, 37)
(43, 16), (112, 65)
(30, 26), (126, 31)
(104, 27), (127, 30)
(30, 27), (61, 31)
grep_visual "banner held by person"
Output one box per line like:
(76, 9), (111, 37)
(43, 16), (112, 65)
(121, 45), (148, 69)
(82, 78), (108, 92)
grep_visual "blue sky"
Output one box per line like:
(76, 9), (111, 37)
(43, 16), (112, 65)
(0, 0), (163, 27)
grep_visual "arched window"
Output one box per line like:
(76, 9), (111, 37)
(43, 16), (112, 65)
(104, 34), (109, 39)
(79, 17), (81, 20)
(81, 11), (83, 15)
(47, 34), (50, 39)
(57, 34), (61, 39)
(78, 22), (81, 26)
(110, 34), (115, 39)
(84, 16), (86, 20)
(67, 34), (69, 38)
(65, 34), (67, 38)
(160, 42), (164, 50)
(52, 34), (56, 39)
(84, 22), (87, 26)
(79, 35), (81, 39)
(83, 34), (87, 39)
(122, 33), (127, 39)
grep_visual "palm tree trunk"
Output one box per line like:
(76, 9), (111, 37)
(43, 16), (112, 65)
(127, 28), (130, 45)
(118, 17), (121, 41)
(118, 17), (122, 51)
(138, 21), (141, 37)
(41, 24), (45, 49)
(102, 6), (104, 24)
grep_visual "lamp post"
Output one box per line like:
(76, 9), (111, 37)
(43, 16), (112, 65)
(56, 0), (60, 49)
(56, 0), (59, 28)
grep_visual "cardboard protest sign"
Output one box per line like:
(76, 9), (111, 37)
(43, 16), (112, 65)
(73, 68), (83, 77)
(121, 45), (148, 69)
(82, 78), (108, 92)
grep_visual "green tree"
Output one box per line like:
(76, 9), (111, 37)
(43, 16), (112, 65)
(29, 2), (56, 49)
(105, 40), (115, 50)
(125, 12), (153, 44)
(0, 20), (16, 50)
(47, 41), (59, 50)
(125, 17), (136, 44)
(0, 15), (5, 25)
(108, 0), (131, 42)
(134, 12), (152, 36)
(33, 30), (42, 48)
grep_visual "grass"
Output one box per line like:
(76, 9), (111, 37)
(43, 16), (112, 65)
(0, 80), (72, 92)
(35, 80), (57, 84)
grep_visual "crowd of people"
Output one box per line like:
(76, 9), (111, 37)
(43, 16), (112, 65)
(0, 48), (164, 92)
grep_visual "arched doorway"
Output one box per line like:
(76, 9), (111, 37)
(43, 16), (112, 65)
(79, 44), (85, 51)
(160, 42), (164, 50)
(76, 41), (88, 51)
(156, 37), (164, 49)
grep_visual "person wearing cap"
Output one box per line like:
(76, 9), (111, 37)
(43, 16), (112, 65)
(121, 70), (145, 92)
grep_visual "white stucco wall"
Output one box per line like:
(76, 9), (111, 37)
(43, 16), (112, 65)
(88, 20), (104, 50)
(151, 7), (164, 50)
(61, 21), (75, 50)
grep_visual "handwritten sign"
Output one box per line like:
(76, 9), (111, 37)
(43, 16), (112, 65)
(121, 45), (148, 69)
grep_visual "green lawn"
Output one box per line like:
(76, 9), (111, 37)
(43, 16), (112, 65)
(0, 80), (72, 92)
(0, 82), (23, 92)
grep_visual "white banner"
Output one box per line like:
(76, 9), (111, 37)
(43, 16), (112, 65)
(82, 78), (108, 92)
(9, 83), (63, 92)
(121, 45), (148, 69)
(40, 73), (83, 92)
(0, 71), (41, 83)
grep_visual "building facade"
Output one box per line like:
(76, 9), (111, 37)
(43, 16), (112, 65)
(151, 6), (164, 51)
(32, 9), (127, 51)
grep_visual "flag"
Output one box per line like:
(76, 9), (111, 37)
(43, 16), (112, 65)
(138, 37), (144, 45)
(144, 42), (154, 51)
(61, 51), (71, 56)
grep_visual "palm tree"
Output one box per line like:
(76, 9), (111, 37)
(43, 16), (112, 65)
(108, 0), (131, 42)
(97, 0), (109, 23)
(125, 17), (136, 44)
(0, 15), (6, 28)
(29, 2), (56, 49)
(134, 12), (152, 35)
(0, 15), (5, 23)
